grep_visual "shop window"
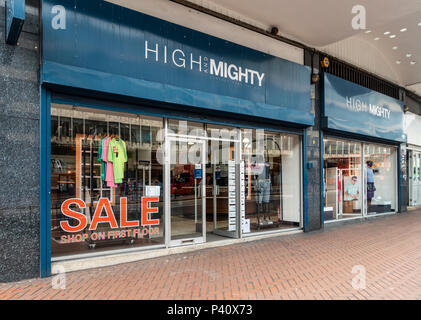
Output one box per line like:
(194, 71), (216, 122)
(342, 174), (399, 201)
(323, 137), (398, 222)
(364, 143), (397, 214)
(242, 129), (302, 232)
(50, 104), (164, 258)
(168, 119), (207, 137)
(323, 137), (362, 221)
(167, 121), (241, 240)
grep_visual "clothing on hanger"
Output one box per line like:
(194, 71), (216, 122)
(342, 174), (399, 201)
(102, 137), (117, 188)
(108, 137), (128, 184)
(95, 134), (128, 187)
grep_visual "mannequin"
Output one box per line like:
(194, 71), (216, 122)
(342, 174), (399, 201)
(366, 160), (376, 206)
(255, 155), (272, 225)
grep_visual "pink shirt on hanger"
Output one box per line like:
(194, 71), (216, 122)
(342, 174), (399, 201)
(102, 137), (117, 188)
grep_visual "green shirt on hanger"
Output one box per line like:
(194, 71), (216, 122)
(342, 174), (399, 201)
(107, 138), (128, 184)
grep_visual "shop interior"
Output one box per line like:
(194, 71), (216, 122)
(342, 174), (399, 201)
(323, 138), (362, 221)
(323, 137), (397, 221)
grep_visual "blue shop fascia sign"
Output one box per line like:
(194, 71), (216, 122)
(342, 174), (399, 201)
(41, 0), (313, 126)
(322, 73), (406, 143)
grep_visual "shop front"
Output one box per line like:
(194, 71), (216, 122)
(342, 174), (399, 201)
(40, 0), (313, 274)
(321, 73), (406, 223)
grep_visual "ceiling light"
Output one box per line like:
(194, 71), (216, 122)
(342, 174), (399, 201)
(406, 53), (412, 58)
(418, 22), (421, 26)
(400, 28), (407, 32)
(396, 60), (401, 64)
(365, 30), (372, 34)
(374, 37), (380, 40)
(384, 31), (390, 35)
(410, 61), (417, 65)
(392, 46), (398, 50)
(389, 34), (396, 38)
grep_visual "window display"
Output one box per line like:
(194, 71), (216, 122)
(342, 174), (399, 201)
(323, 137), (397, 222)
(242, 129), (302, 232)
(51, 104), (164, 258)
(364, 143), (397, 214)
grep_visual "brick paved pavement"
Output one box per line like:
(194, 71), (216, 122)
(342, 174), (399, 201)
(1, 211), (420, 300)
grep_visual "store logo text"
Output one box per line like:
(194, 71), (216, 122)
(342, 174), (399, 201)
(145, 41), (265, 87)
(346, 97), (391, 119)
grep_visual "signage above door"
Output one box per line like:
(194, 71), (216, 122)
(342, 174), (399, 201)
(41, 0), (313, 126)
(322, 73), (406, 143)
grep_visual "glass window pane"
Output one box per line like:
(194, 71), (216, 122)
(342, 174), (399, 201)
(51, 103), (164, 258)
(242, 129), (301, 233)
(364, 142), (397, 214)
(170, 140), (204, 240)
(168, 119), (206, 137)
(323, 137), (362, 221)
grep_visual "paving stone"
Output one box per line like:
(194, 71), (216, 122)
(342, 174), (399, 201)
(0, 211), (420, 299)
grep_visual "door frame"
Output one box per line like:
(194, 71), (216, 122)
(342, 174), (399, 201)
(164, 130), (242, 246)
(165, 137), (207, 247)
(212, 131), (242, 239)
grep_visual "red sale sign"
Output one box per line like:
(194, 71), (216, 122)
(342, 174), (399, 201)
(60, 197), (160, 233)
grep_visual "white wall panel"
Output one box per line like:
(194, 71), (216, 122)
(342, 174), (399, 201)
(281, 135), (302, 223)
(405, 112), (421, 147)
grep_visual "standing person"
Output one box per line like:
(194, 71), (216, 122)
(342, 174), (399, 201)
(366, 161), (376, 206)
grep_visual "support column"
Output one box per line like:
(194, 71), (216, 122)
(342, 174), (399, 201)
(303, 49), (322, 231)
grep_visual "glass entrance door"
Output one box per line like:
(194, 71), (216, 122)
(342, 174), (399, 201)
(167, 138), (206, 246)
(207, 138), (239, 238)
